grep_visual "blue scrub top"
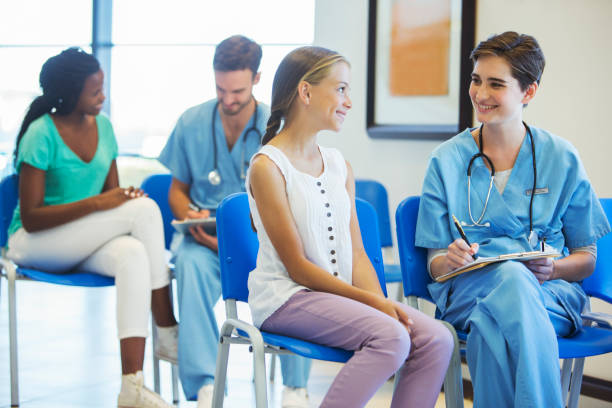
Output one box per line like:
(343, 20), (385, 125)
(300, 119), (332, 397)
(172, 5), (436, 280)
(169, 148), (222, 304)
(159, 99), (268, 210)
(416, 126), (610, 257)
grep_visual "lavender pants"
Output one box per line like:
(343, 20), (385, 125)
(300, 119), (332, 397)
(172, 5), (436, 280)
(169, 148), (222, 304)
(261, 290), (453, 408)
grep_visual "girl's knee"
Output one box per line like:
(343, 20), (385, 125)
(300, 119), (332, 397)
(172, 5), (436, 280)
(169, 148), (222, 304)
(374, 320), (412, 368)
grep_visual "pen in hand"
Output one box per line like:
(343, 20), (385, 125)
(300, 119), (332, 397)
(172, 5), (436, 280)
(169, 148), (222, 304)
(188, 203), (200, 212)
(452, 214), (477, 260)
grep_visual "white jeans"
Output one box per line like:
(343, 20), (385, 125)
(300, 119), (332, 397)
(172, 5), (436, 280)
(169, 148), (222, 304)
(7, 197), (170, 339)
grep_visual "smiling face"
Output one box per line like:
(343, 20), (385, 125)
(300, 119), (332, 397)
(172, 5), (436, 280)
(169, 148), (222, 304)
(308, 61), (352, 132)
(469, 56), (535, 126)
(214, 69), (260, 116)
(74, 69), (105, 115)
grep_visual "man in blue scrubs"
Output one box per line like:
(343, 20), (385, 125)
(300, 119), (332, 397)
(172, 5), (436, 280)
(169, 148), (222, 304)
(159, 35), (311, 408)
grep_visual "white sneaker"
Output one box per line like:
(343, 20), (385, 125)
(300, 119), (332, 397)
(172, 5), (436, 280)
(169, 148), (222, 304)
(117, 371), (174, 408)
(155, 324), (178, 365)
(197, 384), (214, 408)
(282, 386), (309, 408)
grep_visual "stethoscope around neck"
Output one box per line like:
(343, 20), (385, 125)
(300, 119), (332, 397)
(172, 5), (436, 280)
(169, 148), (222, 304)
(465, 121), (539, 247)
(208, 98), (262, 186)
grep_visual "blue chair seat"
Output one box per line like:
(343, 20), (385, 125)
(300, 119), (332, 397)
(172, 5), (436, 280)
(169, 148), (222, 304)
(237, 329), (354, 363)
(558, 326), (612, 359)
(17, 267), (114, 287)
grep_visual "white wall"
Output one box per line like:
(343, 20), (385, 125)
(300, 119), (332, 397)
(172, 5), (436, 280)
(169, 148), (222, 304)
(314, 0), (612, 385)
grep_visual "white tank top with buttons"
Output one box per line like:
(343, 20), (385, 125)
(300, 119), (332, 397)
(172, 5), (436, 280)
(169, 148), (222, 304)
(245, 144), (352, 328)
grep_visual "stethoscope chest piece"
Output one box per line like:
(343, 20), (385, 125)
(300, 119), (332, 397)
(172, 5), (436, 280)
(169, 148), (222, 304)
(208, 169), (221, 186)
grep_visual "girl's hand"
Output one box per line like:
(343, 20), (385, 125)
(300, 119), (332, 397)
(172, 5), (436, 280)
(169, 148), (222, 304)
(446, 238), (479, 271)
(523, 257), (555, 284)
(373, 297), (414, 334)
(96, 186), (144, 211)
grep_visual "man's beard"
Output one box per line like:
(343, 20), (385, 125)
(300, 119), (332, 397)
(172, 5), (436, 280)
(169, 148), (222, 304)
(221, 97), (252, 116)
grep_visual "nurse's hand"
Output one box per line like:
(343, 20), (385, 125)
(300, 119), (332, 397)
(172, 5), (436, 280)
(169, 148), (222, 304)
(186, 208), (211, 220)
(523, 257), (555, 284)
(446, 238), (479, 271)
(189, 224), (218, 252)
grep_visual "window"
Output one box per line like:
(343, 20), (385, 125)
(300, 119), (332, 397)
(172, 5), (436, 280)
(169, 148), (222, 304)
(0, 0), (92, 174)
(0, 0), (315, 165)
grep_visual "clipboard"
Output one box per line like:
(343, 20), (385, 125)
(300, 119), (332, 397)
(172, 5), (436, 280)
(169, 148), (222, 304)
(434, 249), (560, 282)
(171, 218), (217, 236)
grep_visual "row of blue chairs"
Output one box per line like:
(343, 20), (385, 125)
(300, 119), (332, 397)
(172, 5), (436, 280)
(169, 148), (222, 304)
(3, 172), (611, 407)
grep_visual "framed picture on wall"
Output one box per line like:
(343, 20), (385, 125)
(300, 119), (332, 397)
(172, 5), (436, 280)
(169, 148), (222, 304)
(366, 0), (476, 140)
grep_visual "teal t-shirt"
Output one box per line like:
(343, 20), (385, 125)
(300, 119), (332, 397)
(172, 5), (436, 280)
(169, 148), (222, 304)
(8, 113), (118, 236)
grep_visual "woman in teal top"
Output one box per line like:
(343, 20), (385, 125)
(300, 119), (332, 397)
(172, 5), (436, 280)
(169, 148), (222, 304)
(6, 48), (177, 408)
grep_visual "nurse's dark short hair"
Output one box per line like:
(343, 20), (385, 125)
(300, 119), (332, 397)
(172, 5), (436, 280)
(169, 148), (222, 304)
(470, 31), (545, 91)
(213, 35), (262, 76)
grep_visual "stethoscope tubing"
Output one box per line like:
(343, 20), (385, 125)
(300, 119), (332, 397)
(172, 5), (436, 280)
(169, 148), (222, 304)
(209, 98), (262, 184)
(466, 122), (536, 234)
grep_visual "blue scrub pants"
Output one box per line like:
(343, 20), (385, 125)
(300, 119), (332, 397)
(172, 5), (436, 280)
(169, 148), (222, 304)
(440, 261), (579, 408)
(173, 235), (312, 400)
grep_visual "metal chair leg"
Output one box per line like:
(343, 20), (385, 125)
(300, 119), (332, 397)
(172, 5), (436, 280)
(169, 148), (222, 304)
(252, 340), (268, 408)
(441, 321), (464, 408)
(567, 357), (585, 408)
(269, 354), (277, 382)
(152, 321), (161, 393)
(561, 358), (573, 405)
(212, 329), (232, 407)
(171, 363), (179, 404)
(6, 262), (20, 407)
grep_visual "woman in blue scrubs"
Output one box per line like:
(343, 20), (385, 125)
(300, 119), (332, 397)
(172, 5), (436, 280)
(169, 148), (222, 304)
(415, 32), (610, 407)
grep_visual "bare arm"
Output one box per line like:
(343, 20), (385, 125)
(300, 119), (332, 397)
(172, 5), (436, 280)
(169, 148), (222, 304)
(249, 155), (410, 328)
(19, 162), (139, 232)
(345, 161), (384, 296)
(102, 159), (120, 191)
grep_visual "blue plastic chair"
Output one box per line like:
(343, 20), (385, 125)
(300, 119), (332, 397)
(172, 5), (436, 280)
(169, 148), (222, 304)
(140, 173), (179, 402)
(0, 174), (114, 407)
(355, 179), (403, 289)
(141, 173), (174, 251)
(211, 193), (390, 407)
(395, 195), (612, 408)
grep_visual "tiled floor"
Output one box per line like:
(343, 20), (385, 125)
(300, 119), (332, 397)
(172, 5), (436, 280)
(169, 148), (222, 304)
(0, 279), (467, 407)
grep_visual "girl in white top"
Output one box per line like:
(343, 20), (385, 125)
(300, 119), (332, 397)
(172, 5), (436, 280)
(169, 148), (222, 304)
(246, 46), (453, 408)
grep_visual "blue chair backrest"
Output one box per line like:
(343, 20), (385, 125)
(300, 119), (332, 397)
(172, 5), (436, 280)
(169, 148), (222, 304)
(582, 198), (612, 304)
(355, 179), (393, 248)
(395, 196), (432, 301)
(0, 174), (18, 248)
(396, 196), (612, 304)
(217, 193), (387, 303)
(141, 174), (174, 250)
